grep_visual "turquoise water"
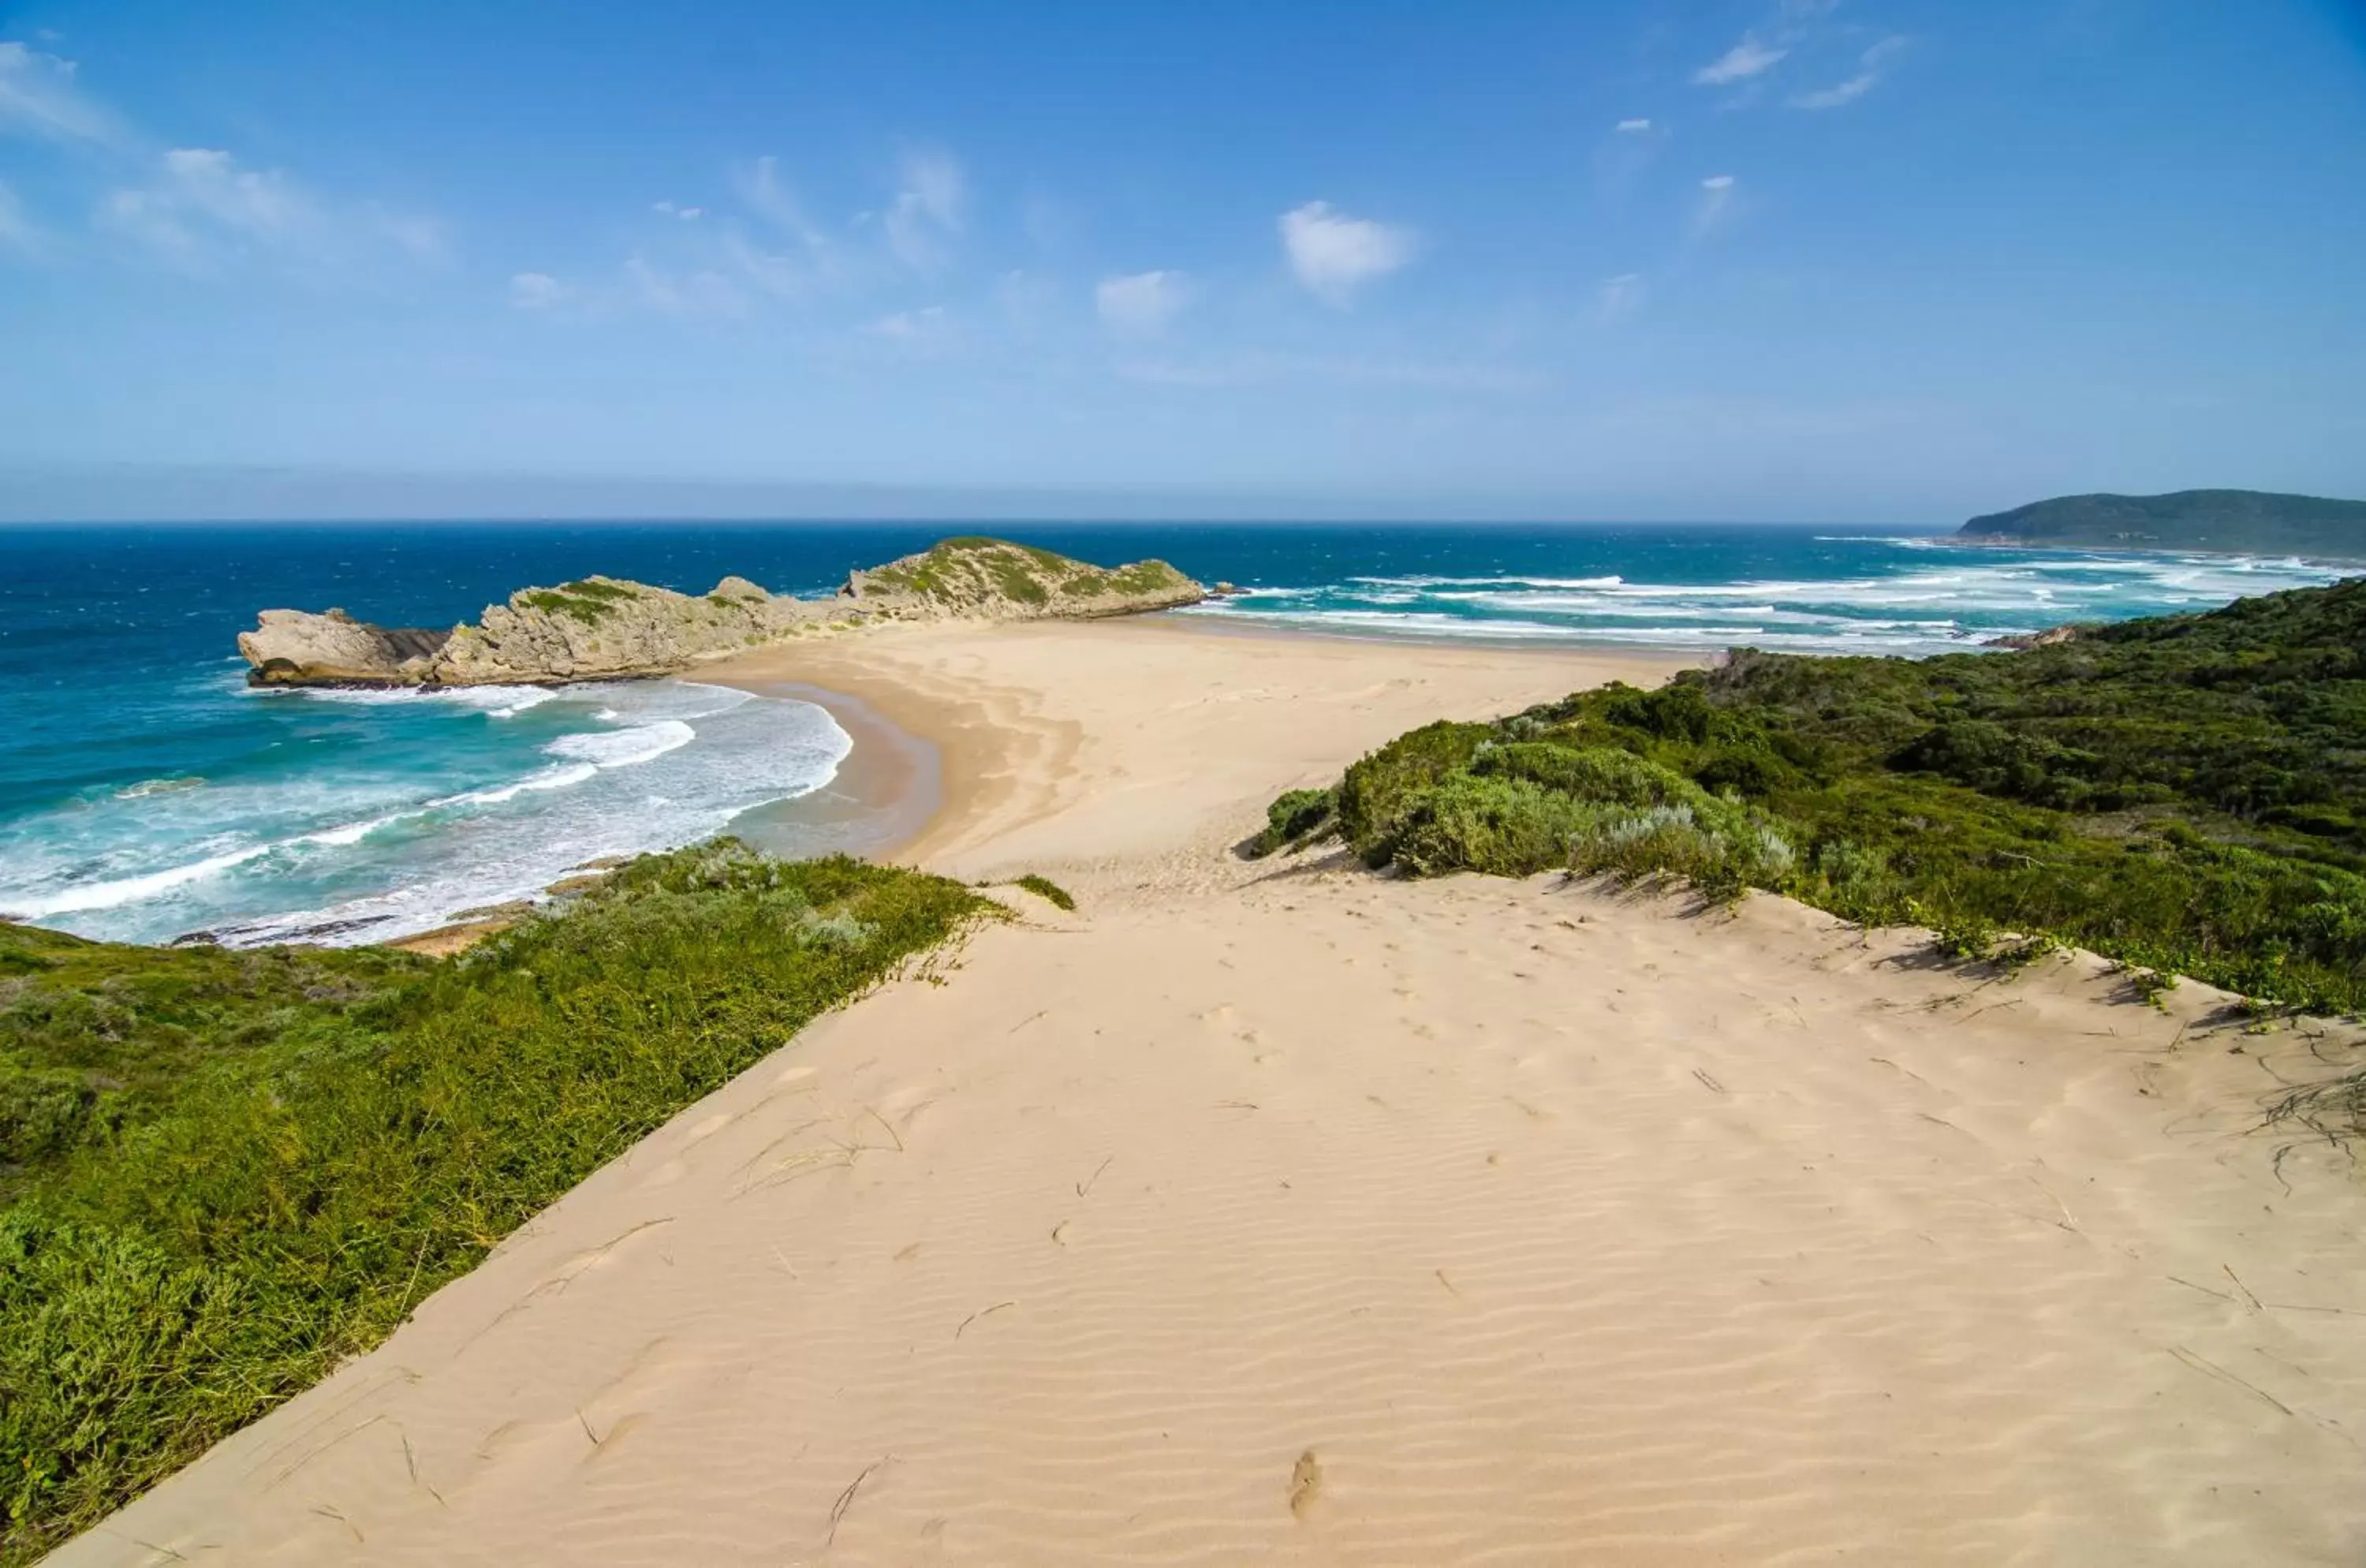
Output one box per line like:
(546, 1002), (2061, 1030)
(0, 522), (2347, 947)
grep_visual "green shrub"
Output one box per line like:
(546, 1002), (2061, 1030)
(1263, 575), (2366, 1017)
(1014, 874), (1076, 911)
(0, 842), (989, 1565)
(1336, 721), (1495, 862)
(1253, 788), (1336, 855)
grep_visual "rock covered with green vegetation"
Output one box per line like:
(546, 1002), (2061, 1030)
(0, 841), (992, 1565)
(1260, 576), (2366, 1014)
(838, 536), (1203, 621)
(1957, 489), (2366, 557)
(237, 537), (1206, 687)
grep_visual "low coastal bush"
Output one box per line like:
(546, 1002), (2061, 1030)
(1255, 787), (1336, 855)
(1259, 577), (2366, 1019)
(0, 842), (990, 1565)
(1014, 873), (1076, 911)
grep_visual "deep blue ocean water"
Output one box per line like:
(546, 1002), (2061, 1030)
(1, 521), (2346, 947)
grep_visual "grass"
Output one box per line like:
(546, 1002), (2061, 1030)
(1258, 577), (2366, 1019)
(0, 842), (992, 1564)
(517, 577), (644, 625)
(1013, 874), (1075, 911)
(862, 539), (1189, 611)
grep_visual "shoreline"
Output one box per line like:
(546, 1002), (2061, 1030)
(698, 612), (1692, 880)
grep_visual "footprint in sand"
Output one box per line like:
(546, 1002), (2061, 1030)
(1289, 1449), (1323, 1518)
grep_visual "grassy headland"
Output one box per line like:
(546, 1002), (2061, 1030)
(1960, 489), (2366, 556)
(0, 843), (990, 1564)
(1260, 577), (2366, 1016)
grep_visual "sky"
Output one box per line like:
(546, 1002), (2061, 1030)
(1, 0), (2363, 523)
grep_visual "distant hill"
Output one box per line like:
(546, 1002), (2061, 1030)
(1959, 490), (2366, 558)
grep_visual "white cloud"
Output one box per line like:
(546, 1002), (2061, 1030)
(1789, 36), (1907, 110)
(1596, 272), (1644, 323)
(1115, 349), (1538, 393)
(738, 156), (821, 245)
(621, 253), (744, 318)
(1095, 270), (1189, 334)
(1278, 200), (1414, 305)
(725, 156), (837, 301)
(651, 200), (703, 220)
(0, 178), (47, 255)
(508, 271), (568, 309)
(1616, 118), (1653, 133)
(1693, 174), (1738, 237)
(868, 304), (949, 345)
(0, 39), (118, 143)
(884, 151), (963, 269)
(164, 148), (303, 233)
(1693, 35), (1787, 85)
(99, 147), (440, 276)
(374, 210), (447, 261)
(101, 147), (315, 266)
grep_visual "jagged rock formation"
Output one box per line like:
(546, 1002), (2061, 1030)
(238, 538), (1204, 688)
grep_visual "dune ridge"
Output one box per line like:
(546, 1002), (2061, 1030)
(54, 618), (2366, 1566)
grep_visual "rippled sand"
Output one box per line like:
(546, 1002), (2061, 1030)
(58, 620), (2366, 1566)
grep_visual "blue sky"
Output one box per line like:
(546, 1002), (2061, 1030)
(2, 0), (2363, 522)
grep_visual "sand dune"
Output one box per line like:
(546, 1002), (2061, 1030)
(57, 620), (2366, 1566)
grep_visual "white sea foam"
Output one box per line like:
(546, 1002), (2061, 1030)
(546, 719), (696, 769)
(4, 680), (854, 947)
(114, 776), (205, 800)
(258, 683), (558, 718)
(6, 843), (272, 918)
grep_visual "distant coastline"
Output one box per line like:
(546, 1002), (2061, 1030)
(1947, 488), (2366, 562)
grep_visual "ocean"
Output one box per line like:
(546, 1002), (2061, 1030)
(1, 521), (2346, 948)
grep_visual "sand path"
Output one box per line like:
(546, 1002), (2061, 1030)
(57, 620), (2366, 1566)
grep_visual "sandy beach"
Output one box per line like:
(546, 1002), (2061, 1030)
(55, 616), (2366, 1566)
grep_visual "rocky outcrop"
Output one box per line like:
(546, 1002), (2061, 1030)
(1980, 624), (2086, 650)
(238, 537), (1205, 688)
(241, 610), (454, 686)
(835, 537), (1204, 622)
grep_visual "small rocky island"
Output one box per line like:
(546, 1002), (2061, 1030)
(239, 537), (1204, 687)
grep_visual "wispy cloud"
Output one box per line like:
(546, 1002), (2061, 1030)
(651, 200), (704, 220)
(1095, 270), (1189, 335)
(101, 147), (313, 267)
(0, 39), (119, 144)
(1596, 272), (1644, 323)
(737, 156), (821, 245)
(883, 151), (963, 269)
(868, 304), (952, 351)
(621, 253), (745, 318)
(6, 42), (442, 279)
(1116, 349), (1538, 393)
(1693, 35), (1787, 86)
(0, 178), (47, 254)
(1615, 117), (1654, 133)
(1789, 36), (1907, 109)
(725, 155), (837, 301)
(1279, 200), (1414, 306)
(509, 271), (569, 310)
(1693, 174), (1738, 238)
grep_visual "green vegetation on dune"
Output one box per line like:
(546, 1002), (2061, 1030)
(1261, 577), (2366, 1015)
(517, 577), (644, 623)
(0, 844), (990, 1565)
(860, 538), (1193, 611)
(1013, 874), (1076, 911)
(1961, 489), (2366, 557)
